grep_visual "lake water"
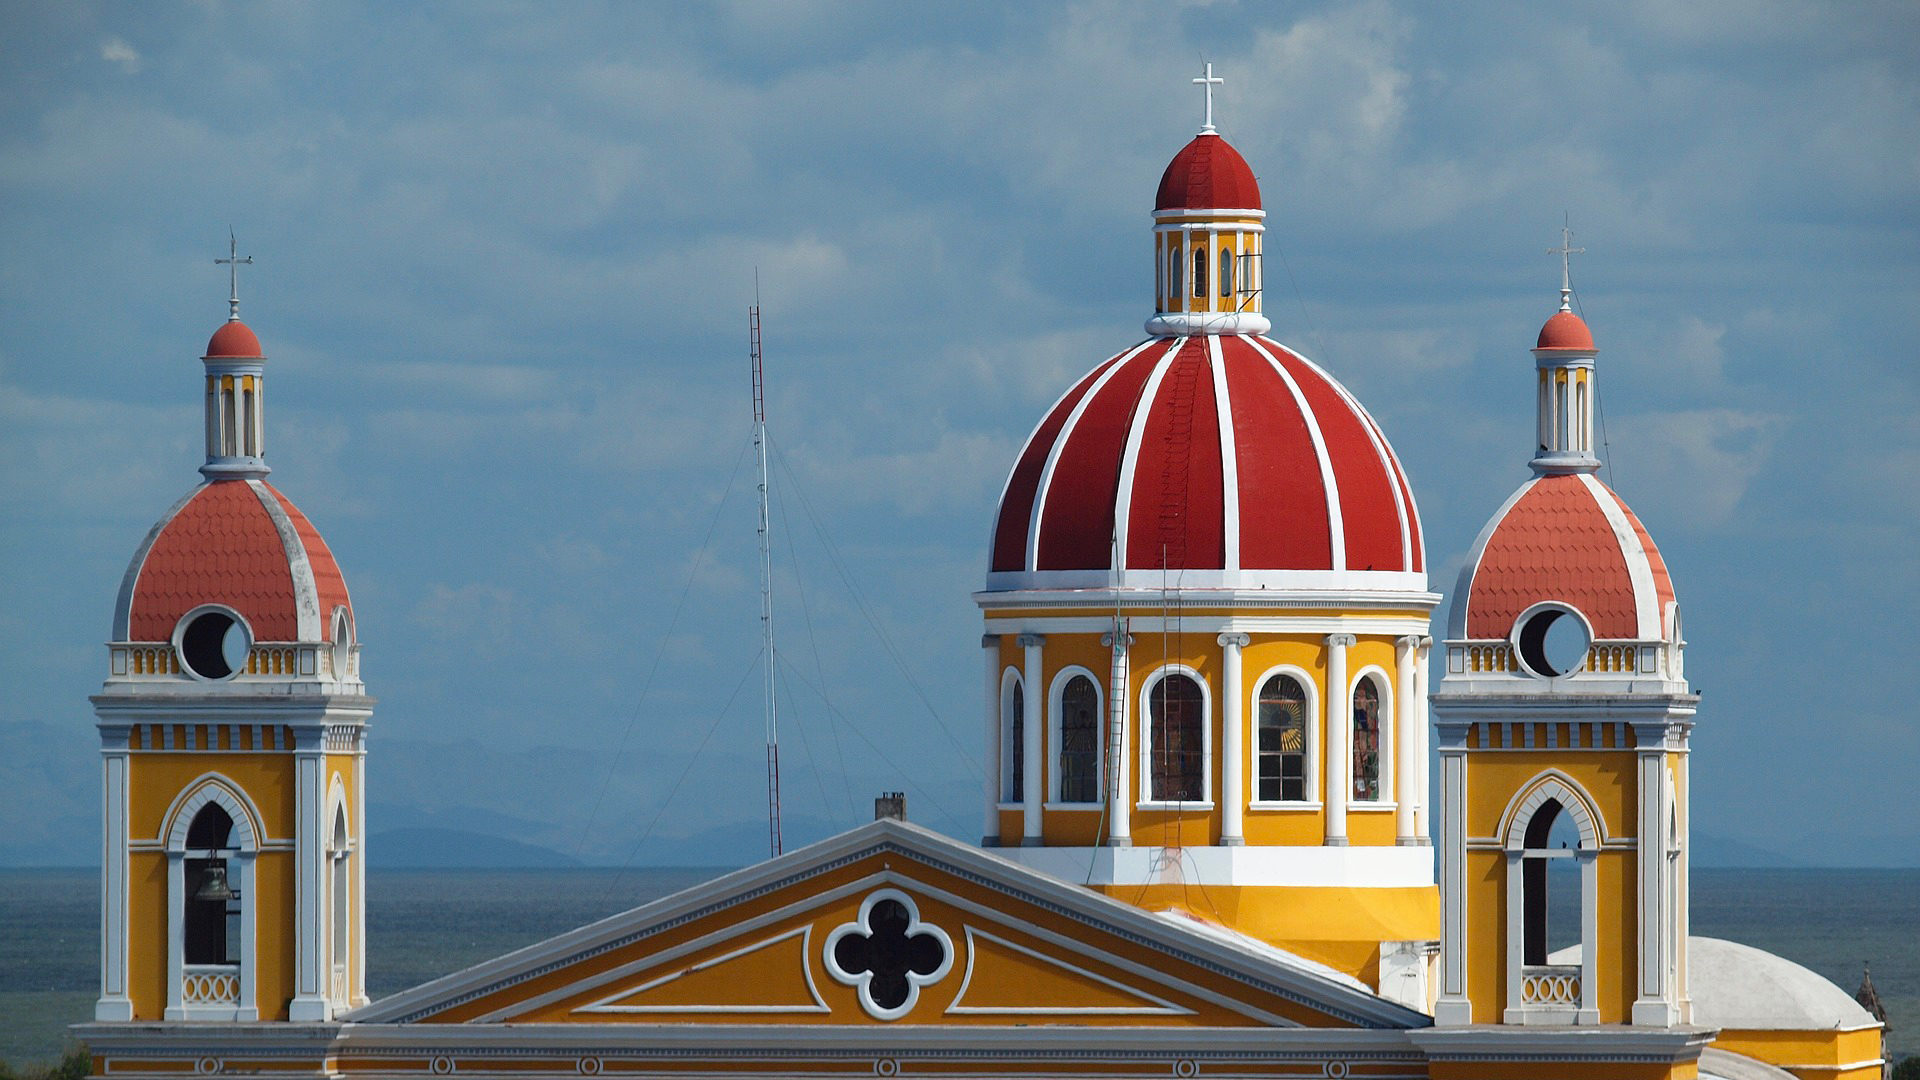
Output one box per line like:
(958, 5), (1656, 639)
(3, 866), (1913, 1065)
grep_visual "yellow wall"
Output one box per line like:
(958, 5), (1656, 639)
(1712, 1027), (1884, 1080)
(996, 627), (1420, 849)
(121, 740), (328, 1021)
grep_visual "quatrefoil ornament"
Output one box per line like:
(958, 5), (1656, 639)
(823, 888), (953, 1020)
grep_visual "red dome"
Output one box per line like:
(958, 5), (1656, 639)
(1155, 134), (1262, 212)
(205, 320), (264, 358)
(988, 335), (1423, 587)
(114, 479), (353, 643)
(1535, 311), (1594, 351)
(1451, 472), (1675, 642)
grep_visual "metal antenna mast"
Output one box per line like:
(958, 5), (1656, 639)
(751, 300), (782, 857)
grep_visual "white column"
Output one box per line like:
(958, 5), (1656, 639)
(1502, 849), (1525, 1022)
(1675, 750), (1692, 1023)
(164, 852), (185, 1018)
(1631, 722), (1676, 1026)
(289, 728), (330, 1021)
(1432, 728), (1472, 1025)
(1180, 228), (1192, 313)
(1324, 633), (1355, 846)
(351, 738), (368, 1006)
(1218, 633), (1249, 846)
(1395, 636), (1419, 845)
(1105, 627), (1132, 847)
(1019, 633), (1045, 846)
(236, 851), (258, 1020)
(981, 635), (1002, 845)
(96, 730), (133, 1021)
(1414, 637), (1432, 841)
(1579, 849), (1600, 1024)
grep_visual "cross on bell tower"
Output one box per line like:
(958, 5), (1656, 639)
(214, 229), (253, 323)
(1547, 222), (1585, 313)
(1193, 62), (1224, 134)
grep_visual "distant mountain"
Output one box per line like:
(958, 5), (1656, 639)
(369, 828), (581, 868)
(1691, 830), (1806, 868)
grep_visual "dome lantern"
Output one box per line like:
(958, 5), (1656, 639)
(201, 232), (270, 481)
(1145, 65), (1270, 338)
(1530, 226), (1600, 475)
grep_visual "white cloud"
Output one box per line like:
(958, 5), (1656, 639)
(1607, 408), (1783, 529)
(100, 37), (140, 74)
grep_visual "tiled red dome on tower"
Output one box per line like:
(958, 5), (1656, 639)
(205, 319), (264, 358)
(1535, 310), (1594, 351)
(989, 334), (1423, 583)
(114, 479), (353, 643)
(1155, 134), (1262, 212)
(1451, 472), (1675, 642)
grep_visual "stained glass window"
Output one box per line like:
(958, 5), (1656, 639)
(1058, 675), (1099, 803)
(1149, 673), (1205, 801)
(1007, 680), (1024, 802)
(1257, 674), (1308, 802)
(1352, 677), (1382, 801)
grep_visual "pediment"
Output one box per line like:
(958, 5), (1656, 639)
(351, 820), (1422, 1030)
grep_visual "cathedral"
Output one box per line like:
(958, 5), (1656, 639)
(77, 75), (1885, 1080)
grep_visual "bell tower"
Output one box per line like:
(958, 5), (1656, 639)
(93, 245), (370, 1023)
(1430, 251), (1695, 1030)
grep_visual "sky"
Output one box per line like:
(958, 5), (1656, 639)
(2, 1), (1916, 868)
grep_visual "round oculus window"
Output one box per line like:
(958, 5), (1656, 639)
(1515, 605), (1591, 679)
(179, 609), (252, 681)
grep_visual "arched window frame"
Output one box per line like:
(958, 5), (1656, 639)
(160, 776), (262, 1021)
(1249, 664), (1320, 808)
(325, 775), (352, 1008)
(1046, 666), (1104, 807)
(1219, 244), (1234, 299)
(329, 606), (355, 680)
(1167, 244), (1181, 307)
(998, 667), (1024, 805)
(1348, 667), (1393, 806)
(1498, 771), (1605, 1025)
(1191, 245), (1208, 300)
(1137, 665), (1212, 808)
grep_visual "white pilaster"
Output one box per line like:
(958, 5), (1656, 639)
(1631, 722), (1676, 1026)
(1394, 636), (1419, 844)
(1414, 637), (1431, 841)
(1324, 633), (1355, 846)
(981, 634), (1001, 846)
(164, 852), (185, 1018)
(1580, 848), (1600, 1025)
(1019, 633), (1045, 845)
(96, 729), (133, 1021)
(1502, 849), (1524, 1022)
(236, 851), (258, 1021)
(1433, 722), (1471, 1025)
(289, 728), (329, 1021)
(1217, 633), (1249, 845)
(351, 742), (368, 1006)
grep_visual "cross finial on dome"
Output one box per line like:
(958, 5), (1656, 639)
(1547, 218), (1585, 313)
(1192, 62), (1224, 134)
(215, 228), (253, 323)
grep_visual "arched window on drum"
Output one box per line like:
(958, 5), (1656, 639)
(1146, 671), (1206, 802)
(1056, 674), (1101, 803)
(999, 670), (1023, 803)
(1257, 673), (1309, 802)
(1352, 675), (1384, 802)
